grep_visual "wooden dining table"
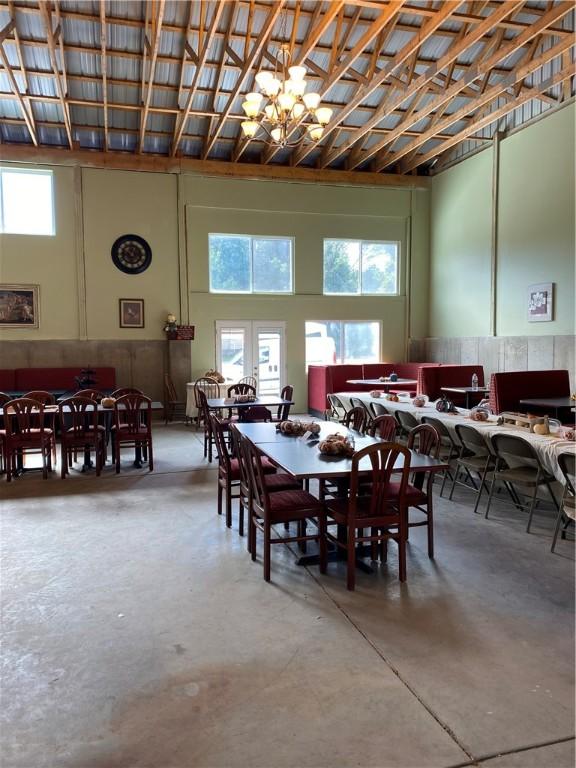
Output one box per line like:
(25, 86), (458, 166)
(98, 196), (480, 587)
(235, 421), (448, 570)
(206, 395), (293, 420)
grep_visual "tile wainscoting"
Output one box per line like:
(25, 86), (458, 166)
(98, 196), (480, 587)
(0, 339), (192, 405)
(409, 335), (575, 389)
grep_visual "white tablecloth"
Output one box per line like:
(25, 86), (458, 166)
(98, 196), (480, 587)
(337, 391), (576, 484)
(186, 383), (197, 419)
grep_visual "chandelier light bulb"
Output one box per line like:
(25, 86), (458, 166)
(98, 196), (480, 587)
(292, 103), (305, 119)
(314, 107), (333, 125)
(289, 80), (306, 97)
(278, 92), (296, 112)
(264, 104), (279, 121)
(307, 123), (324, 141)
(302, 92), (321, 110)
(271, 127), (283, 143)
(266, 78), (282, 97)
(246, 92), (263, 105)
(255, 70), (273, 88)
(289, 65), (307, 82)
(242, 100), (259, 118)
(241, 120), (259, 138)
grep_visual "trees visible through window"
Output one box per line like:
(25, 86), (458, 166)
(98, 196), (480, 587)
(305, 320), (381, 367)
(0, 168), (55, 235)
(209, 234), (293, 293)
(323, 239), (398, 295)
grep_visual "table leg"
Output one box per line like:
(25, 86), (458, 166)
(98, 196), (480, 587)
(133, 443), (143, 468)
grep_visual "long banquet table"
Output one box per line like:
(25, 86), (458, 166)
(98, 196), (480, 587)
(336, 391), (576, 483)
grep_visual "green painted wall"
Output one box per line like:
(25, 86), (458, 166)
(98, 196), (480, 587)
(430, 104), (576, 338)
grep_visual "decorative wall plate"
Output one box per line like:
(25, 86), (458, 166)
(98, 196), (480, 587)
(111, 234), (152, 274)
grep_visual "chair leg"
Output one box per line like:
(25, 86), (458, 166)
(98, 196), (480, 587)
(217, 482), (223, 516)
(551, 505), (565, 553)
(263, 522), (271, 582)
(250, 516), (257, 561)
(346, 527), (356, 591)
(225, 481), (232, 529)
(472, 464), (490, 515)
(526, 484), (540, 533)
(448, 464), (460, 500)
(427, 500), (434, 559)
(318, 515), (327, 574)
(485, 468), (499, 519)
(147, 440), (153, 472)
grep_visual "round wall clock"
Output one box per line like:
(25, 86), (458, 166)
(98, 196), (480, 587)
(111, 234), (152, 274)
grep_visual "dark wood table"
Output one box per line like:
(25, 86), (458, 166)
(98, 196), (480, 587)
(238, 422), (448, 570)
(346, 378), (417, 391)
(441, 386), (490, 409)
(206, 395), (293, 420)
(234, 421), (350, 444)
(518, 397), (575, 420)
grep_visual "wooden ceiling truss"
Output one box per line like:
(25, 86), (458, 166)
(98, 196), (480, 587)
(0, 0), (573, 176)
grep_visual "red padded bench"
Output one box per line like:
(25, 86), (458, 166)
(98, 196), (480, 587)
(0, 369), (16, 392)
(418, 365), (485, 404)
(489, 370), (570, 414)
(11, 367), (116, 393)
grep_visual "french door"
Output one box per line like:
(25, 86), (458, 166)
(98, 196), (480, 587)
(215, 321), (286, 396)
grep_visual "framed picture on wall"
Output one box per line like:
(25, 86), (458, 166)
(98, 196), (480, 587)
(0, 284), (39, 328)
(119, 298), (144, 328)
(527, 282), (553, 322)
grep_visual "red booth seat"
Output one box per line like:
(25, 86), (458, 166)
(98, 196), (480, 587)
(418, 365), (485, 403)
(13, 367), (116, 392)
(308, 362), (438, 416)
(0, 369), (16, 392)
(489, 370), (570, 415)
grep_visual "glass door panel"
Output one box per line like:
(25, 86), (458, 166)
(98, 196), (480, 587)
(215, 322), (251, 384)
(215, 321), (286, 395)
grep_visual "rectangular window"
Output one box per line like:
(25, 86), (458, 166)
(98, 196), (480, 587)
(323, 239), (398, 295)
(0, 168), (55, 235)
(305, 320), (381, 368)
(209, 234), (293, 293)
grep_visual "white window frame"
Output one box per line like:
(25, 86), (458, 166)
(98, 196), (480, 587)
(305, 319), (382, 368)
(209, 233), (294, 294)
(322, 238), (400, 296)
(0, 167), (55, 236)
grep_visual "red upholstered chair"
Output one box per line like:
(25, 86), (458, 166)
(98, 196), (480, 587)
(23, 391), (57, 463)
(325, 442), (412, 590)
(0, 392), (12, 473)
(367, 414), (397, 441)
(196, 388), (231, 462)
(229, 425), (299, 538)
(489, 370), (570, 415)
(3, 398), (54, 482)
(404, 424), (441, 558)
(343, 406), (366, 434)
(112, 394), (153, 473)
(59, 396), (106, 478)
(243, 437), (327, 582)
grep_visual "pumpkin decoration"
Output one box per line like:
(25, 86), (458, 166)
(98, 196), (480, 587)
(412, 395), (427, 408)
(101, 397), (116, 408)
(532, 422), (550, 436)
(379, 376), (387, 382)
(318, 433), (355, 457)
(469, 408), (489, 422)
(205, 369), (226, 383)
(436, 395), (456, 413)
(386, 393), (399, 402)
(234, 394), (257, 404)
(276, 420), (320, 436)
(559, 427), (576, 441)
(370, 390), (382, 398)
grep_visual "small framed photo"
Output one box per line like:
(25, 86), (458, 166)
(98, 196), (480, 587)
(527, 282), (553, 322)
(119, 298), (144, 328)
(0, 284), (39, 329)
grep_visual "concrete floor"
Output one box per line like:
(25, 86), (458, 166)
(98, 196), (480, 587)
(1, 423), (574, 768)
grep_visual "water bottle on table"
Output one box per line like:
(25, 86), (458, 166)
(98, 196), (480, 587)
(471, 373), (478, 391)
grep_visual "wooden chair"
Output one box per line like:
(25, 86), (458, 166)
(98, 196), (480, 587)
(343, 406), (366, 434)
(75, 389), (105, 402)
(112, 387), (143, 398)
(238, 376), (257, 389)
(112, 394), (153, 473)
(350, 397), (372, 426)
(0, 392), (11, 473)
(212, 415), (241, 529)
(552, 453), (575, 552)
(196, 388), (231, 462)
(325, 442), (412, 590)
(405, 424), (440, 558)
(369, 401), (390, 419)
(3, 398), (54, 482)
(227, 426), (296, 536)
(243, 437), (327, 582)
(22, 390), (57, 464)
(163, 374), (186, 424)
(193, 377), (221, 427)
(228, 383), (256, 398)
(367, 414), (397, 441)
(274, 384), (293, 422)
(241, 405), (272, 423)
(59, 396), (106, 478)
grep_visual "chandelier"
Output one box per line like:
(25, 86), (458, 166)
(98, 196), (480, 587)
(240, 44), (333, 147)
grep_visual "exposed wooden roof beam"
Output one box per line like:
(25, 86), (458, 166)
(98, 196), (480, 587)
(294, 0), (468, 168)
(0, 41), (37, 144)
(138, 0), (165, 153)
(320, 0), (529, 170)
(0, 1), (570, 42)
(5, 0), (38, 144)
(371, 5), (575, 172)
(406, 65), (575, 172)
(175, 0), (194, 110)
(202, 0), (285, 160)
(171, 1), (225, 157)
(37, 0), (72, 148)
(99, 0), (108, 151)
